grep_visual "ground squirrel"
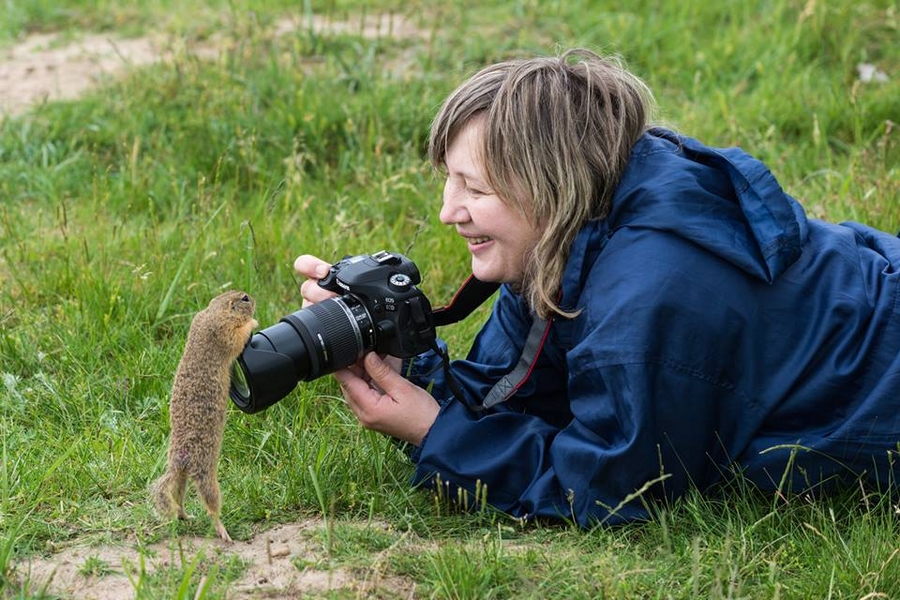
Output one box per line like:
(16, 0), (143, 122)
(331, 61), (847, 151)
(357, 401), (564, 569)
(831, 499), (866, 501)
(151, 290), (257, 543)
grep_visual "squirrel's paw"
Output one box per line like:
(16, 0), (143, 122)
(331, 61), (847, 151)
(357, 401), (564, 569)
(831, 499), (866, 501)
(215, 520), (233, 544)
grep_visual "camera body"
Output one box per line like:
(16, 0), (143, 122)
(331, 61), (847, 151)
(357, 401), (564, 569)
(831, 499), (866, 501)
(316, 250), (435, 359)
(229, 251), (436, 413)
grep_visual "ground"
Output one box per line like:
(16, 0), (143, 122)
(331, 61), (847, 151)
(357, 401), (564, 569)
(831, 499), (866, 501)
(21, 519), (415, 599)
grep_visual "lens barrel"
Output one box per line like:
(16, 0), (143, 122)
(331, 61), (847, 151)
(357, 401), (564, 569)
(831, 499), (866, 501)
(229, 295), (375, 413)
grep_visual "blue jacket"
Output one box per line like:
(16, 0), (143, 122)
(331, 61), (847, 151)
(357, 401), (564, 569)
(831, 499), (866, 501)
(407, 128), (900, 527)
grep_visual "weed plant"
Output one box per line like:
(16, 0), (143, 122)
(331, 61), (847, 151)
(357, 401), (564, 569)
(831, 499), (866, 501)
(0, 1), (898, 598)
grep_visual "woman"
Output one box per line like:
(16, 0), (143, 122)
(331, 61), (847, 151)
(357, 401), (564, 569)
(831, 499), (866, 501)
(296, 48), (900, 527)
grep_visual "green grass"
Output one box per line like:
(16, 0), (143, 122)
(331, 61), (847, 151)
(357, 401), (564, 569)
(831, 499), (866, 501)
(1, 0), (899, 598)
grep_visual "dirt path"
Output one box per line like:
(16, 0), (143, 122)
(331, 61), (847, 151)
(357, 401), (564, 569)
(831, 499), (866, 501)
(0, 12), (420, 117)
(18, 519), (416, 598)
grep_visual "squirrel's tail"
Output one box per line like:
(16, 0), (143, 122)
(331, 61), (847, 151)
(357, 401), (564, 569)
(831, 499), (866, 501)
(150, 468), (187, 519)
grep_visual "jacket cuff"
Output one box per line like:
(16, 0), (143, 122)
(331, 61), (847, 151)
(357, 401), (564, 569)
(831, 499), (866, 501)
(407, 394), (455, 463)
(402, 340), (449, 398)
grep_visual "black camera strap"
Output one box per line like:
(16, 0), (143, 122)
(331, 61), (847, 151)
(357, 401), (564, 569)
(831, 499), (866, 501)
(431, 275), (500, 327)
(429, 275), (552, 412)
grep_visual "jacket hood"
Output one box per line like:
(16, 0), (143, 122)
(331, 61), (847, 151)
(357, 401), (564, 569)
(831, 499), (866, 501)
(561, 129), (810, 310)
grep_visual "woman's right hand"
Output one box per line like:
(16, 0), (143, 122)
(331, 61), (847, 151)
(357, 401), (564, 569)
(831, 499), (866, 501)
(294, 254), (336, 307)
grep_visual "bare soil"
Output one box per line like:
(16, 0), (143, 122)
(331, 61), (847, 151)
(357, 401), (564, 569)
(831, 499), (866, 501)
(0, 13), (421, 117)
(17, 519), (416, 599)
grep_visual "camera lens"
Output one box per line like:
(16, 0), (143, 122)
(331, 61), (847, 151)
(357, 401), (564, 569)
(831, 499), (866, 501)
(229, 294), (376, 413)
(286, 295), (375, 379)
(230, 361), (251, 400)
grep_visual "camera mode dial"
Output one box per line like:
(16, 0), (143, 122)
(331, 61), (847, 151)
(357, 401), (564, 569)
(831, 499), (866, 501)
(389, 273), (412, 291)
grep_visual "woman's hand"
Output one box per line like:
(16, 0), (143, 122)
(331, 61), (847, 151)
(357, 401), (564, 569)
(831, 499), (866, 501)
(334, 352), (440, 446)
(294, 254), (440, 445)
(294, 254), (336, 307)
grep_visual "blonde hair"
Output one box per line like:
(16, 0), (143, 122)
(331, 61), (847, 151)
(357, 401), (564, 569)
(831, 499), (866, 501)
(429, 48), (654, 319)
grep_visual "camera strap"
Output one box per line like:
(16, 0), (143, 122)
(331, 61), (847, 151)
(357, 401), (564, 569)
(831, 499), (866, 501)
(430, 275), (499, 327)
(429, 275), (553, 411)
(481, 314), (552, 409)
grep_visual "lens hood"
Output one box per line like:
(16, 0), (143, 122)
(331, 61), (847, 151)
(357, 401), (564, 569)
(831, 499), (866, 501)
(229, 333), (302, 413)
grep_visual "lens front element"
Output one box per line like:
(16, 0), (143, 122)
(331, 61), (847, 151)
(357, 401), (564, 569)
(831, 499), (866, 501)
(230, 360), (251, 404)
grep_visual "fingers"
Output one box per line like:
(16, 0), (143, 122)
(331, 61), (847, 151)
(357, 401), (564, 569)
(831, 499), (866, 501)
(362, 353), (399, 394)
(293, 254), (331, 279)
(294, 254), (336, 306)
(334, 368), (371, 400)
(332, 353), (438, 445)
(300, 279), (337, 307)
(333, 367), (382, 423)
(342, 361), (367, 380)
(382, 355), (402, 374)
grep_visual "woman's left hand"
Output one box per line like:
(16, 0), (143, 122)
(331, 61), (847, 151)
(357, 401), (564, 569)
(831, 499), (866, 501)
(333, 352), (440, 446)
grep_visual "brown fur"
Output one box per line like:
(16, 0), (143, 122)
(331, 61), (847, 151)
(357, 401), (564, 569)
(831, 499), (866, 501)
(150, 290), (257, 543)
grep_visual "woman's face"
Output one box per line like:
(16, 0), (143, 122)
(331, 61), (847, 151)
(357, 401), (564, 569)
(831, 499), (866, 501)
(439, 117), (543, 285)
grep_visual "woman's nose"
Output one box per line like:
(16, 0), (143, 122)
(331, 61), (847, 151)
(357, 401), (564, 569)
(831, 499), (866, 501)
(440, 187), (468, 225)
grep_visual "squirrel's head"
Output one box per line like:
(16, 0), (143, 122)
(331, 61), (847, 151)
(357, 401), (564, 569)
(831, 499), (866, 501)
(191, 290), (258, 361)
(207, 290), (256, 324)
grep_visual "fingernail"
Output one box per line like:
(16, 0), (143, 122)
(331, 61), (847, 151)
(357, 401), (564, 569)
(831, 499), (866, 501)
(316, 265), (329, 278)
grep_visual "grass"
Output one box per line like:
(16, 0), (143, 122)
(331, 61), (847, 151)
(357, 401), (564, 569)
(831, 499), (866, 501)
(0, 0), (898, 598)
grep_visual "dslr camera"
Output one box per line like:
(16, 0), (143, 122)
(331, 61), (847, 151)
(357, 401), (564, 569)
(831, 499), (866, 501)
(229, 251), (436, 414)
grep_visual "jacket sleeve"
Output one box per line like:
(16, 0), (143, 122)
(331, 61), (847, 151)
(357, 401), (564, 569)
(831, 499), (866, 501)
(408, 289), (758, 527)
(411, 363), (748, 526)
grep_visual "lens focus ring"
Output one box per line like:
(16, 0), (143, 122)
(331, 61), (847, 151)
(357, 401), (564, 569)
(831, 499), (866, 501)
(303, 296), (371, 372)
